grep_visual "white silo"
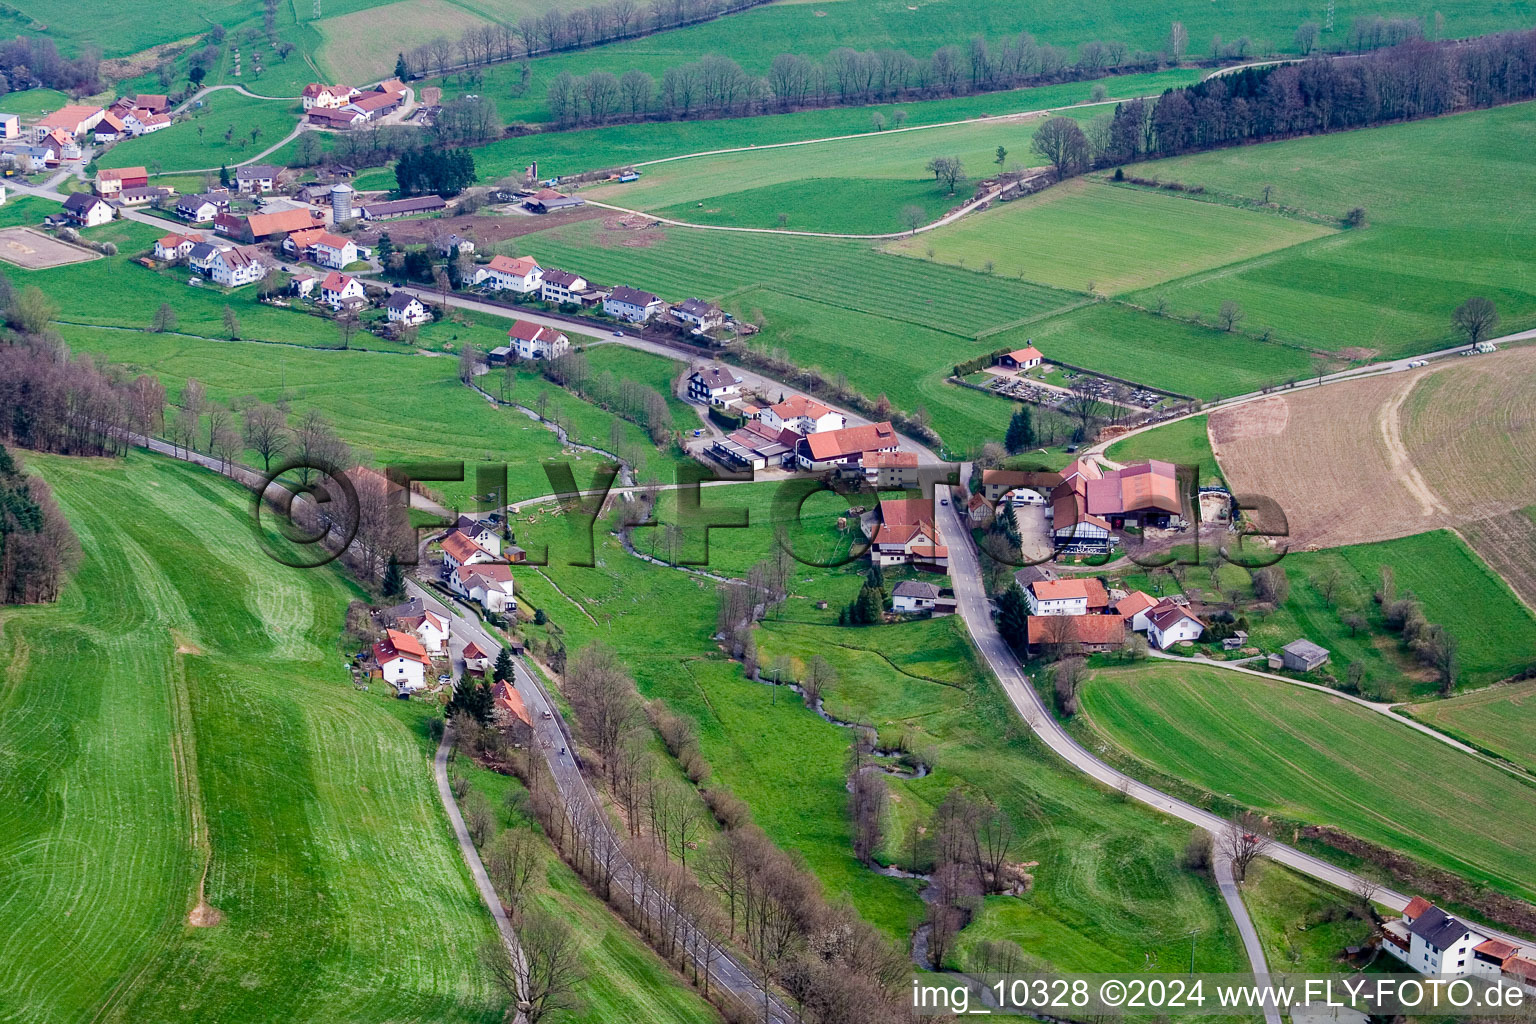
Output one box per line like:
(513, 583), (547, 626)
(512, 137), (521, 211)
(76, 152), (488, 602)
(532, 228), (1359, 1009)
(330, 183), (354, 222)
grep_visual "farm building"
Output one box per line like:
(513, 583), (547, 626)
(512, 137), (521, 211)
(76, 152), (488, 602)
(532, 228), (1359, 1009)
(215, 207), (324, 243)
(871, 497), (948, 571)
(308, 107), (367, 128)
(1027, 614), (1124, 653)
(981, 468), (1063, 502)
(712, 419), (798, 471)
(525, 188), (584, 213)
(1281, 639), (1330, 671)
(359, 195), (446, 220)
(796, 421), (900, 472)
(302, 83), (358, 109)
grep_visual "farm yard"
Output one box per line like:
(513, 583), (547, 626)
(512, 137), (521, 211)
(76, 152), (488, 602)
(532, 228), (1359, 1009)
(0, 452), (503, 1024)
(1210, 344), (1536, 554)
(1120, 102), (1536, 358)
(1407, 681), (1536, 775)
(884, 178), (1335, 294)
(1076, 661), (1536, 904)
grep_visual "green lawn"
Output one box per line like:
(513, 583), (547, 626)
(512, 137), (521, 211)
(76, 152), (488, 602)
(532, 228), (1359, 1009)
(97, 90), (301, 173)
(0, 87), (72, 121)
(1240, 861), (1375, 973)
(1077, 660), (1536, 903)
(0, 450), (503, 1023)
(656, 177), (958, 236)
(1407, 680), (1536, 774)
(755, 617), (1247, 974)
(582, 342), (694, 424)
(1122, 102), (1536, 359)
(1105, 415), (1220, 485)
(884, 178), (1335, 294)
(451, 69), (1203, 183)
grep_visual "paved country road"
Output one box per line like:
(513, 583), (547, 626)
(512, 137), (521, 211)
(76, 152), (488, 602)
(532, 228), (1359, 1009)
(934, 474), (1536, 960)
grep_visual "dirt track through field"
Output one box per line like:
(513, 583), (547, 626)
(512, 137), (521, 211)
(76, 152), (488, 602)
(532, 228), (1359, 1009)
(1209, 345), (1536, 552)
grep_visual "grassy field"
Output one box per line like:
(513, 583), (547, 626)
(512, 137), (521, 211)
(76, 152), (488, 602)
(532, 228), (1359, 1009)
(315, 0), (488, 84)
(97, 90), (300, 172)
(1121, 102), (1536, 359)
(884, 178), (1335, 293)
(1077, 660), (1536, 903)
(987, 302), (1317, 401)
(421, 0), (1536, 125)
(582, 342), (694, 424)
(450, 69), (1202, 183)
(0, 450), (503, 1023)
(584, 108), (1100, 235)
(754, 616), (1247, 974)
(1104, 415), (1219, 484)
(57, 324), (687, 507)
(1407, 680), (1536, 774)
(1240, 861), (1374, 973)
(0, 88), (73, 121)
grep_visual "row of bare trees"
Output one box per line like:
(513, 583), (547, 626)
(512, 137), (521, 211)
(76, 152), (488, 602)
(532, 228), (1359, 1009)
(539, 350), (676, 446)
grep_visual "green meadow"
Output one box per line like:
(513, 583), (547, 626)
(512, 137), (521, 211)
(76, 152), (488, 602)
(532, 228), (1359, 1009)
(1121, 102), (1536, 358)
(1407, 680), (1536, 774)
(0, 451), (502, 1023)
(98, 90), (301, 173)
(1078, 660), (1536, 903)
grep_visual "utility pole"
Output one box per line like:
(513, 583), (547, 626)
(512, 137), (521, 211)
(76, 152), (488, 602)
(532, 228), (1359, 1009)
(1188, 929), (1199, 974)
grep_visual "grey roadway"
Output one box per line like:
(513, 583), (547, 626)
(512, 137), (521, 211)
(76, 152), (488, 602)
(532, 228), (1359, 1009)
(933, 474), (1536, 960)
(404, 579), (795, 1024)
(1214, 853), (1283, 1024)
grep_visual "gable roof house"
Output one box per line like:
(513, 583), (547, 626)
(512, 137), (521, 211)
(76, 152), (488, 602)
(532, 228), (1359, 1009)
(302, 83), (357, 109)
(871, 497), (948, 571)
(187, 240), (232, 273)
(234, 164), (281, 193)
(95, 166), (148, 196)
(1024, 578), (1092, 616)
(996, 345), (1043, 370)
(670, 297), (723, 332)
(474, 254), (542, 294)
(91, 111), (126, 141)
(154, 231), (204, 261)
(439, 529), (500, 574)
(134, 94), (170, 114)
(1381, 899), (1488, 976)
(1084, 459), (1183, 528)
(385, 291), (431, 325)
(687, 364), (742, 405)
(1145, 599), (1205, 649)
(399, 609), (450, 653)
(209, 245), (269, 288)
(214, 206), (324, 243)
(451, 562), (517, 613)
(462, 640), (492, 674)
(451, 514), (506, 558)
(1114, 590), (1160, 632)
(62, 192), (113, 227)
(604, 285), (664, 322)
(760, 394), (844, 436)
(176, 192), (227, 222)
(373, 629), (432, 692)
(309, 231), (357, 269)
(116, 185), (174, 206)
(539, 267), (589, 305)
(863, 450), (920, 489)
(126, 110), (172, 135)
(507, 319), (570, 360)
(892, 579), (942, 614)
(796, 421), (900, 472)
(1027, 614), (1124, 653)
(318, 272), (366, 310)
(35, 104), (104, 138)
(980, 468), (1064, 502)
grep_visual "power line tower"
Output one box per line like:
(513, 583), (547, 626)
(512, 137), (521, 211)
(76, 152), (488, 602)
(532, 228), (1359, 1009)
(1325, 0), (1335, 33)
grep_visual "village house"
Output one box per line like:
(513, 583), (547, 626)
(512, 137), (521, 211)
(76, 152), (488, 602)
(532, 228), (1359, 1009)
(0, 114), (16, 139)
(604, 285), (665, 322)
(358, 195), (446, 220)
(318, 272), (366, 310)
(310, 231), (357, 269)
(440, 529), (501, 574)
(209, 245), (269, 288)
(671, 297), (723, 332)
(494, 679), (533, 728)
(450, 515), (506, 558)
(187, 241), (232, 275)
(871, 496), (948, 571)
(154, 231), (203, 261)
(539, 267), (588, 305)
(302, 83), (357, 109)
(343, 82), (406, 121)
(134, 94), (170, 114)
(1024, 578), (1092, 616)
(385, 292), (431, 325)
(116, 185), (174, 206)
(374, 629), (432, 692)
(451, 562), (517, 613)
(234, 164), (281, 194)
(1145, 599), (1205, 649)
(95, 166), (148, 196)
(688, 364), (742, 405)
(892, 580), (941, 614)
(759, 394), (845, 436)
(434, 232), (475, 257)
(996, 344), (1044, 370)
(1027, 614), (1125, 654)
(1382, 898), (1488, 976)
(61, 192), (113, 227)
(290, 274), (317, 298)
(475, 254), (543, 294)
(507, 319), (570, 360)
(462, 640), (491, 674)
(176, 192), (227, 222)
(91, 112), (126, 142)
(980, 468), (1063, 503)
(124, 110), (172, 135)
(1113, 591), (1159, 632)
(863, 450), (921, 490)
(399, 609), (450, 654)
(797, 421), (900, 472)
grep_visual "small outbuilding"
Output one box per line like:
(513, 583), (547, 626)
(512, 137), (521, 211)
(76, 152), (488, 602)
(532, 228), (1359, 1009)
(1281, 638), (1330, 672)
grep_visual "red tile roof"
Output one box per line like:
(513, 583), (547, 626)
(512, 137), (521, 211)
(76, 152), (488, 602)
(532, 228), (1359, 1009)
(1004, 345), (1042, 362)
(1030, 578), (1089, 601)
(802, 421), (897, 461)
(1147, 599), (1202, 632)
(321, 271), (356, 292)
(99, 166), (147, 182)
(864, 450), (918, 468)
(486, 254), (540, 276)
(1114, 591), (1158, 620)
(769, 394), (832, 421)
(1027, 615), (1124, 646)
(1403, 896), (1433, 920)
(441, 530), (491, 564)
(1476, 938), (1519, 962)
(494, 680), (532, 725)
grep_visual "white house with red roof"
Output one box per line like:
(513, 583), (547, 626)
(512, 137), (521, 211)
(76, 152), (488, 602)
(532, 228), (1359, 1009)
(209, 245), (269, 288)
(475, 254), (542, 294)
(374, 629), (431, 692)
(871, 497), (948, 571)
(400, 609), (450, 653)
(439, 530), (498, 573)
(319, 272), (365, 309)
(154, 231), (203, 261)
(310, 231), (357, 270)
(507, 319), (570, 360)
(759, 394), (845, 436)
(1145, 599), (1205, 649)
(462, 640), (491, 674)
(301, 83), (358, 109)
(795, 421), (900, 471)
(1024, 578), (1090, 616)
(1113, 590), (1159, 632)
(95, 166), (148, 196)
(996, 345), (1043, 370)
(451, 563), (516, 613)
